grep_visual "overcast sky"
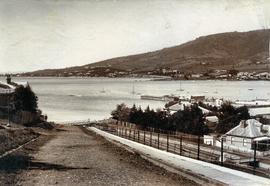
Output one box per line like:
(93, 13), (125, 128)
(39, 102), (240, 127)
(0, 0), (270, 73)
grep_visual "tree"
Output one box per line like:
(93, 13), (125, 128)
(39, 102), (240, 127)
(112, 103), (208, 135)
(111, 103), (130, 124)
(216, 103), (250, 134)
(14, 85), (38, 112)
(129, 104), (138, 123)
(169, 104), (208, 135)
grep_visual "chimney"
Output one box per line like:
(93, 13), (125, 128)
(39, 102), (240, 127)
(260, 124), (266, 133)
(240, 120), (246, 128)
(6, 74), (11, 84)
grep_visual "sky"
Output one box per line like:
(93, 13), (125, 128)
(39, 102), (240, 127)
(0, 0), (270, 73)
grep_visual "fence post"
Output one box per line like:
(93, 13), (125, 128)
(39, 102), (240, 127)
(180, 136), (182, 155)
(253, 141), (257, 175)
(150, 131), (152, 146)
(144, 130), (146, 144)
(221, 137), (224, 166)
(157, 133), (160, 149)
(167, 133), (169, 152)
(138, 130), (140, 143)
(133, 129), (136, 141)
(129, 129), (131, 139)
(197, 135), (200, 160)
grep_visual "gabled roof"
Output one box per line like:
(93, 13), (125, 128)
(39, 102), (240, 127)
(226, 119), (270, 138)
(0, 81), (16, 89)
(205, 116), (219, 123)
(0, 81), (29, 94)
(167, 101), (191, 111)
(198, 106), (211, 114)
(14, 81), (29, 88)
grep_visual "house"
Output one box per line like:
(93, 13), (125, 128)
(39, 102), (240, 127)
(203, 98), (223, 107)
(191, 95), (205, 103)
(191, 74), (202, 78)
(165, 101), (191, 114)
(165, 101), (210, 115)
(223, 119), (270, 152)
(0, 82), (15, 109)
(205, 115), (219, 130)
(0, 75), (41, 124)
(204, 134), (218, 146)
(254, 72), (270, 80)
(0, 75), (29, 114)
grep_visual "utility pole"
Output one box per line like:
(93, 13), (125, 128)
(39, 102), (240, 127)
(253, 141), (257, 175)
(7, 94), (10, 126)
(221, 137), (224, 166)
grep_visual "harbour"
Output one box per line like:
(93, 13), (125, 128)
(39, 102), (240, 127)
(1, 77), (269, 122)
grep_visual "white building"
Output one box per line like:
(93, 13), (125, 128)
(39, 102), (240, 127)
(205, 115), (219, 130)
(223, 119), (270, 152)
(165, 101), (191, 114)
(204, 98), (223, 107)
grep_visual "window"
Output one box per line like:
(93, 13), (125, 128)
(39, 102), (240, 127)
(231, 137), (234, 144)
(243, 139), (248, 146)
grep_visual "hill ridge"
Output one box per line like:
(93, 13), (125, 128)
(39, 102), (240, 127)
(21, 29), (270, 77)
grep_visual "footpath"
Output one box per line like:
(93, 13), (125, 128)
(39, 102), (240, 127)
(3, 125), (196, 186)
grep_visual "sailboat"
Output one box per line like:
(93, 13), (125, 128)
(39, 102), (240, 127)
(131, 81), (135, 94)
(177, 80), (184, 91)
(100, 87), (106, 93)
(268, 34), (270, 62)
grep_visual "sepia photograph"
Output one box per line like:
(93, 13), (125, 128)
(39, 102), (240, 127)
(0, 0), (270, 185)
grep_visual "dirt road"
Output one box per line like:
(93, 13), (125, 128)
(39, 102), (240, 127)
(4, 125), (197, 186)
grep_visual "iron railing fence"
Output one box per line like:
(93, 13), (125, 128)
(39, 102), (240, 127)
(94, 123), (270, 178)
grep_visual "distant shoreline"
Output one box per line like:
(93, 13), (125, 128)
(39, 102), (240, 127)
(2, 76), (270, 82)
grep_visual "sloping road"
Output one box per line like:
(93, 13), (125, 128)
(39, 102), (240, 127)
(17, 125), (197, 186)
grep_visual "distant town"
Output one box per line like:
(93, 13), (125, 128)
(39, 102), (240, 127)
(3, 66), (270, 81)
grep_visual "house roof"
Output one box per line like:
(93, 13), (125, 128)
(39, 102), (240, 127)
(14, 81), (29, 88)
(198, 106), (211, 114)
(205, 116), (219, 123)
(0, 81), (29, 94)
(226, 119), (270, 138)
(168, 101), (191, 111)
(168, 103), (184, 111)
(0, 81), (16, 89)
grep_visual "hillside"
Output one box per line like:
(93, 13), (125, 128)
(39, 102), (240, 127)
(21, 29), (270, 77)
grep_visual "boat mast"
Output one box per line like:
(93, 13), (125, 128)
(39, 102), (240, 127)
(132, 81), (135, 94)
(268, 33), (270, 78)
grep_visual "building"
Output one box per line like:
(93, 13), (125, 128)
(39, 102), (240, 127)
(203, 98), (223, 107)
(223, 119), (270, 152)
(204, 134), (218, 146)
(205, 116), (219, 130)
(191, 95), (205, 103)
(0, 75), (29, 120)
(165, 101), (191, 115)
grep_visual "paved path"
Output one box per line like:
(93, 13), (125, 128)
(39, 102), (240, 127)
(18, 125), (196, 186)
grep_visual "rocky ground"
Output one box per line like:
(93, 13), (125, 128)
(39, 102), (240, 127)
(0, 125), (198, 186)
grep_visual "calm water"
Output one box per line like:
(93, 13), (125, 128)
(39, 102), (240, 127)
(4, 77), (270, 122)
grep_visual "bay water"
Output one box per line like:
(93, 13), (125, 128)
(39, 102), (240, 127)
(4, 77), (270, 122)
